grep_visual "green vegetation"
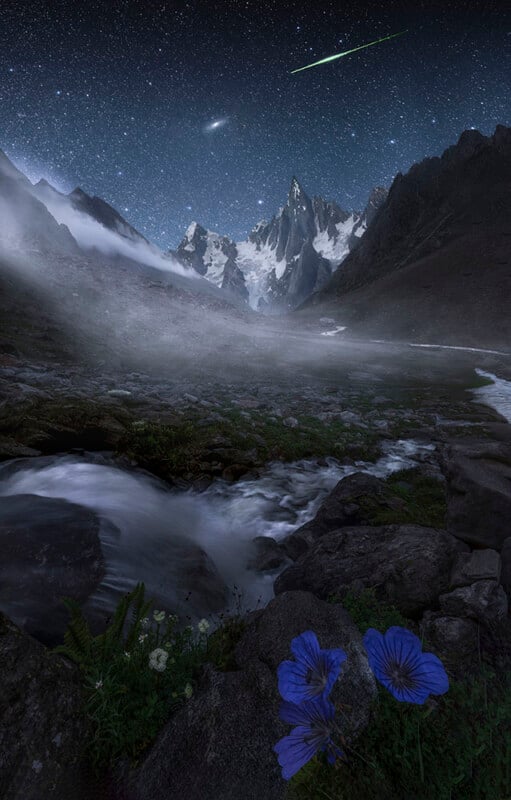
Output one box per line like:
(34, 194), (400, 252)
(335, 587), (410, 632)
(291, 589), (511, 800)
(55, 584), (208, 768)
(287, 669), (511, 800)
(118, 409), (381, 482)
(360, 467), (447, 528)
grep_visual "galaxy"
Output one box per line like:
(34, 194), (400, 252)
(0, 0), (509, 247)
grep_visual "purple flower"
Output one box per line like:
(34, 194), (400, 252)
(274, 696), (343, 780)
(277, 631), (347, 703)
(363, 626), (449, 704)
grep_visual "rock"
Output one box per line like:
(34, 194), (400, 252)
(420, 612), (480, 676)
(0, 494), (106, 645)
(175, 542), (228, 614)
(501, 537), (511, 600)
(339, 411), (362, 424)
(222, 463), (250, 482)
(107, 389), (132, 398)
(283, 416), (298, 428)
(275, 525), (468, 617)
(234, 591), (377, 740)
(183, 393), (198, 403)
(0, 612), (94, 799)
(449, 549), (501, 589)
(282, 472), (410, 560)
(120, 591), (376, 800)
(247, 537), (287, 572)
(443, 439), (511, 550)
(439, 580), (508, 625)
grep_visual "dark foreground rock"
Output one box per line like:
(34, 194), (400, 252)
(275, 525), (468, 617)
(119, 591), (376, 800)
(0, 494), (106, 645)
(443, 438), (511, 550)
(0, 612), (94, 800)
(282, 472), (399, 559)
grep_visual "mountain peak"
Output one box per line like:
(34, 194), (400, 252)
(0, 150), (29, 182)
(288, 176), (306, 202)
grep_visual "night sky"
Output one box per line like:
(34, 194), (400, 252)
(0, 0), (509, 248)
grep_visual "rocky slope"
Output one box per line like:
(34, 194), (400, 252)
(171, 179), (387, 311)
(304, 125), (511, 349)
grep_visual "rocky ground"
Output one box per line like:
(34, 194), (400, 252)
(1, 340), (511, 799)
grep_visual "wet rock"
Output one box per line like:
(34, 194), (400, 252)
(282, 472), (405, 560)
(439, 580), (508, 625)
(247, 536), (287, 572)
(443, 439), (511, 550)
(276, 524), (467, 617)
(0, 494), (106, 645)
(176, 543), (228, 613)
(449, 549), (501, 589)
(0, 612), (94, 800)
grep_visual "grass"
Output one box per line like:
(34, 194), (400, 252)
(287, 588), (511, 800)
(358, 467), (447, 529)
(118, 409), (382, 482)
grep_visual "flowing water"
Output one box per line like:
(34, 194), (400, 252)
(0, 440), (434, 629)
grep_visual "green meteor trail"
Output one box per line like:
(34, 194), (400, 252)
(290, 30), (408, 74)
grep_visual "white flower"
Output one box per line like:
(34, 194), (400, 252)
(138, 633), (148, 644)
(141, 617), (151, 630)
(153, 610), (166, 623)
(184, 683), (193, 699)
(124, 651), (131, 659)
(95, 680), (103, 690)
(197, 618), (210, 634)
(148, 647), (169, 672)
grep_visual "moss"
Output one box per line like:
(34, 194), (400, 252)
(117, 410), (382, 482)
(332, 587), (410, 632)
(357, 468), (447, 529)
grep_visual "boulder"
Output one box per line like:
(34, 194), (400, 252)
(0, 494), (106, 645)
(0, 612), (94, 800)
(275, 525), (468, 617)
(247, 536), (287, 572)
(501, 537), (511, 600)
(439, 580), (508, 625)
(282, 472), (401, 560)
(443, 439), (511, 550)
(420, 612), (480, 677)
(120, 592), (376, 800)
(449, 549), (501, 589)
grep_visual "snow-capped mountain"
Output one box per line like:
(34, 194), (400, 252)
(172, 178), (387, 311)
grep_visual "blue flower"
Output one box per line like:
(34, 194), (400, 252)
(274, 696), (343, 780)
(277, 631), (347, 703)
(363, 626), (449, 704)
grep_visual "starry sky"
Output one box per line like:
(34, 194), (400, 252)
(0, 0), (509, 248)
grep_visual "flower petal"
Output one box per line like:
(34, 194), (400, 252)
(279, 696), (336, 726)
(277, 659), (314, 703)
(290, 631), (321, 670)
(274, 726), (321, 780)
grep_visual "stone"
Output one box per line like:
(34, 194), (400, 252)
(0, 494), (106, 645)
(420, 612), (480, 676)
(120, 592), (376, 800)
(449, 549), (501, 589)
(443, 439), (511, 550)
(247, 537), (287, 572)
(282, 472), (397, 560)
(0, 612), (94, 800)
(501, 537), (511, 600)
(275, 524), (468, 618)
(439, 580), (508, 625)
(283, 416), (298, 428)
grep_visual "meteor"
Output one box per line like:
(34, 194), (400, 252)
(290, 30), (408, 74)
